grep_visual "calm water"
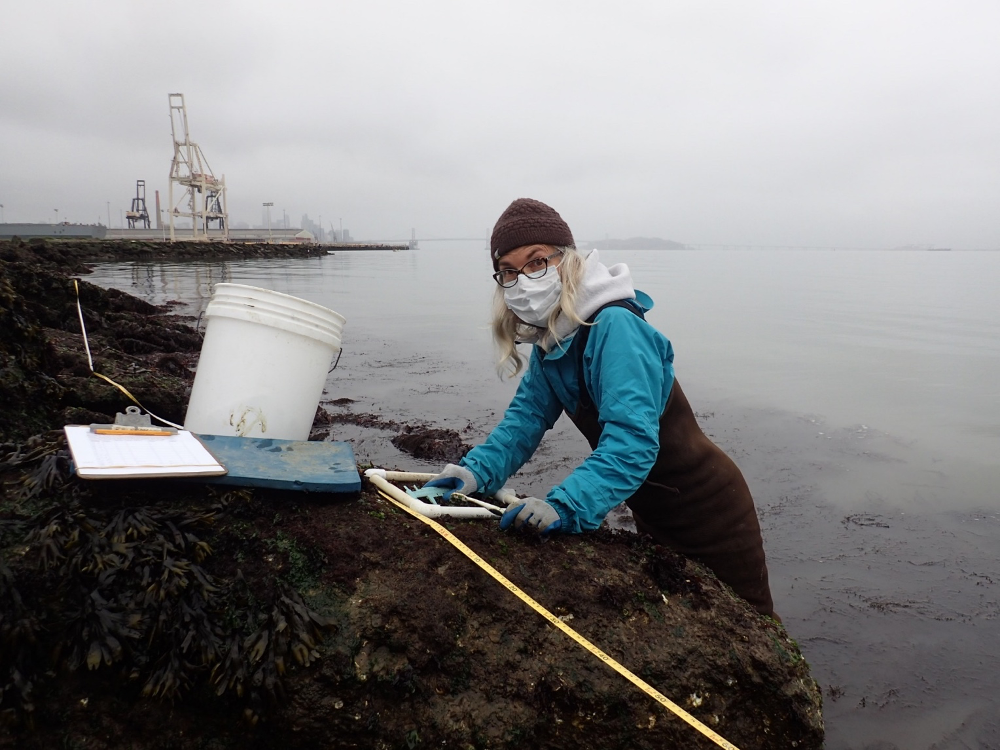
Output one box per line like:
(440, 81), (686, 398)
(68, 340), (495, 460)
(85, 245), (1000, 749)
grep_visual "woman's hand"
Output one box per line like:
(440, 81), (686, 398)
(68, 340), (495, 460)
(424, 464), (477, 499)
(499, 498), (562, 536)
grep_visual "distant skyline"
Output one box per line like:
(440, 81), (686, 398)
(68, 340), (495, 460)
(2, 1), (999, 250)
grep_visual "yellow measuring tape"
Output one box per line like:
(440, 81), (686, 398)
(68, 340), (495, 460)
(72, 279), (183, 429)
(374, 485), (741, 750)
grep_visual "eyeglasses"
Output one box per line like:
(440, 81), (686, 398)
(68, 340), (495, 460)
(492, 250), (564, 288)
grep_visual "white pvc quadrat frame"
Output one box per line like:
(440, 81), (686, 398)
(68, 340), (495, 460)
(364, 469), (520, 520)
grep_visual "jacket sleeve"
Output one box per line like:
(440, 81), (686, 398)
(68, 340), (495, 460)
(459, 350), (564, 496)
(546, 309), (674, 532)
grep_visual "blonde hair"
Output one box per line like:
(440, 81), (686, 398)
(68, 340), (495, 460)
(491, 246), (587, 377)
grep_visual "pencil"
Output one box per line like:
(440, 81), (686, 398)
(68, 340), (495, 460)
(93, 429), (175, 436)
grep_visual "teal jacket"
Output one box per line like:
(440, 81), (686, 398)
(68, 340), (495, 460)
(460, 291), (675, 533)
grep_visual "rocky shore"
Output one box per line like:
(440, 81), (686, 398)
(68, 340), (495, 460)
(0, 239), (823, 749)
(1, 236), (333, 265)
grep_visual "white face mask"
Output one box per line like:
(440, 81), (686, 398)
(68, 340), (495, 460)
(503, 270), (563, 328)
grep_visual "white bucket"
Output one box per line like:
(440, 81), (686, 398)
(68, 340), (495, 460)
(183, 283), (345, 441)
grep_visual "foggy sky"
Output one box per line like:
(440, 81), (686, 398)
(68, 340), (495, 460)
(2, 1), (998, 248)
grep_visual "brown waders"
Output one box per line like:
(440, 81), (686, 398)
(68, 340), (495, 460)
(569, 303), (776, 618)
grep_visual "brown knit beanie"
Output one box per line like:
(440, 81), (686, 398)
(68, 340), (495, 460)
(490, 198), (575, 270)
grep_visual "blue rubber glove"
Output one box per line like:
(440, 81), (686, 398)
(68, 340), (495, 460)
(424, 464), (478, 500)
(499, 498), (562, 536)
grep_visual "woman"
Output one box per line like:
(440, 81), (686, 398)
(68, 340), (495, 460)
(426, 198), (776, 618)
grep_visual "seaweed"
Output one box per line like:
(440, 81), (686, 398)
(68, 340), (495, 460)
(390, 426), (471, 463)
(0, 555), (41, 728)
(0, 432), (72, 507)
(0, 457), (336, 729)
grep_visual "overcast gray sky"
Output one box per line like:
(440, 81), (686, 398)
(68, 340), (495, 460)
(2, 1), (998, 248)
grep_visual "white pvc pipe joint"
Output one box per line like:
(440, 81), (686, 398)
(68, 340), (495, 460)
(367, 473), (496, 520)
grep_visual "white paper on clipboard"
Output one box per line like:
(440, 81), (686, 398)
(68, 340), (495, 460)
(63, 425), (227, 479)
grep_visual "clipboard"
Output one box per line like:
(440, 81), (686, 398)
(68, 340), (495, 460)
(63, 425), (227, 479)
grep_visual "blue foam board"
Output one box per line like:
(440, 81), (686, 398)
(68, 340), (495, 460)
(197, 435), (361, 494)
